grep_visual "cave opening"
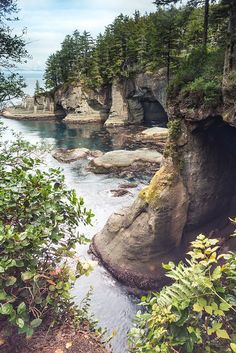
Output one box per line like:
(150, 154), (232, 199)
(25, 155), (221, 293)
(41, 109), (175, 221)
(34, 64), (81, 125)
(183, 116), (236, 237)
(55, 103), (66, 118)
(139, 89), (168, 127)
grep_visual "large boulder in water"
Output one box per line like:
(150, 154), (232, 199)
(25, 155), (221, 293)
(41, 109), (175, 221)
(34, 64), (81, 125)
(88, 149), (163, 175)
(53, 148), (103, 163)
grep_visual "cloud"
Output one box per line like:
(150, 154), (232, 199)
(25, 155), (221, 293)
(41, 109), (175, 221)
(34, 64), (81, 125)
(13, 0), (156, 70)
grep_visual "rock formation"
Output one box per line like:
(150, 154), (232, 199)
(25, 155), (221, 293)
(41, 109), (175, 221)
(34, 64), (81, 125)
(105, 70), (168, 127)
(88, 148), (163, 175)
(2, 70), (168, 127)
(54, 85), (111, 123)
(53, 148), (103, 163)
(2, 95), (64, 120)
(92, 104), (236, 289)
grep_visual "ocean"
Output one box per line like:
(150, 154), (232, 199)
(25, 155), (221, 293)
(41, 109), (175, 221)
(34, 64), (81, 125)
(19, 70), (44, 96)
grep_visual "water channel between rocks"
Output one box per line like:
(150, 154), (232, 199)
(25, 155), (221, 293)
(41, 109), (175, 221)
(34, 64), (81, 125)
(0, 117), (154, 353)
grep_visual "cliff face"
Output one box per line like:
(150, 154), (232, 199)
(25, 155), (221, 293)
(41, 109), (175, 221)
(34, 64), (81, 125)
(52, 70), (168, 126)
(105, 70), (168, 127)
(92, 100), (236, 290)
(54, 85), (111, 123)
(2, 95), (65, 120)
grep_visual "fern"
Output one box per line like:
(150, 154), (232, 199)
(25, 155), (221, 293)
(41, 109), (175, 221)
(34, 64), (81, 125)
(129, 234), (236, 353)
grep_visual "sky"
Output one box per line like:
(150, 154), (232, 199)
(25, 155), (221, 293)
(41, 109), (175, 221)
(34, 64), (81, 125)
(13, 0), (156, 71)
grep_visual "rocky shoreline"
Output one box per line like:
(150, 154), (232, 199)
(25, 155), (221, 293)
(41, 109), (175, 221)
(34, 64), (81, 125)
(52, 126), (168, 180)
(1, 110), (63, 121)
(2, 70), (169, 128)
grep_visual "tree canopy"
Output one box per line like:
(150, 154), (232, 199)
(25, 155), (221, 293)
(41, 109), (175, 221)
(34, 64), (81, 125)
(0, 0), (28, 107)
(44, 0), (235, 110)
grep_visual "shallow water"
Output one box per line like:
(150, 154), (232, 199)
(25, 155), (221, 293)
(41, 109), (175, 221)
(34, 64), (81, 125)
(0, 117), (147, 353)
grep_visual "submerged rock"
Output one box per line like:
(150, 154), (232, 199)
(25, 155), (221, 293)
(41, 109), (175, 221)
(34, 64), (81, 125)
(118, 182), (138, 189)
(110, 189), (130, 197)
(53, 148), (103, 163)
(88, 148), (163, 175)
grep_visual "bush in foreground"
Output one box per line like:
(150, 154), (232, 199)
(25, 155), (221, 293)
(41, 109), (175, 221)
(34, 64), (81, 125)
(129, 233), (236, 353)
(0, 128), (93, 337)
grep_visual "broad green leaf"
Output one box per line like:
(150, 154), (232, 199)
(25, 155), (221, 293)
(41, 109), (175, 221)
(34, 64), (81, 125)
(30, 318), (42, 328)
(17, 302), (26, 315)
(6, 276), (17, 286)
(212, 322), (222, 330)
(21, 272), (34, 281)
(0, 303), (13, 315)
(0, 291), (7, 300)
(16, 318), (24, 328)
(205, 306), (213, 315)
(219, 302), (231, 311)
(230, 343), (236, 352)
(216, 329), (230, 339)
(212, 266), (222, 280)
(198, 298), (207, 307)
(193, 303), (203, 312)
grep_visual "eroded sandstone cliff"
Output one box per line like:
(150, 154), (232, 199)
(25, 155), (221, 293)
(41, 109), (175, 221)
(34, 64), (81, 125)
(91, 98), (236, 290)
(50, 70), (168, 126)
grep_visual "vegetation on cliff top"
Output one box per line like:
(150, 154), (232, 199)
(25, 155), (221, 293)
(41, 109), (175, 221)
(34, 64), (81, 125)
(44, 0), (236, 110)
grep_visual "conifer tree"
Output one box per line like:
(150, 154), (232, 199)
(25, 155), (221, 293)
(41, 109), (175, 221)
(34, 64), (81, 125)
(0, 0), (28, 105)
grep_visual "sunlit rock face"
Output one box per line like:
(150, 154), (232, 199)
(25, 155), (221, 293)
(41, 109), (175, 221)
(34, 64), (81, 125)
(45, 70), (168, 127)
(54, 85), (111, 124)
(105, 70), (168, 127)
(92, 107), (236, 290)
(2, 95), (65, 120)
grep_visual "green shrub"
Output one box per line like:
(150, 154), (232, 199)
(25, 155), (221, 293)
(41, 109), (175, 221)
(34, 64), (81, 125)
(0, 128), (93, 337)
(129, 234), (236, 353)
(168, 47), (224, 108)
(182, 76), (222, 108)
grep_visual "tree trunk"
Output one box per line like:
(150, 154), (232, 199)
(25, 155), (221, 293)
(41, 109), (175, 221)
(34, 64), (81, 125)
(167, 38), (171, 85)
(223, 0), (236, 75)
(203, 0), (209, 47)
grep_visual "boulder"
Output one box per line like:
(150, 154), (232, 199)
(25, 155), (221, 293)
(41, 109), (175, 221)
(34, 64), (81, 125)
(91, 160), (188, 289)
(53, 148), (103, 163)
(110, 189), (130, 197)
(88, 149), (163, 174)
(138, 127), (169, 142)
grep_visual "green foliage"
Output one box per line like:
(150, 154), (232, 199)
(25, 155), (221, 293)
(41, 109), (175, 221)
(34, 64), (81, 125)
(167, 119), (181, 141)
(182, 76), (222, 108)
(129, 234), (236, 353)
(0, 0), (28, 106)
(34, 80), (43, 96)
(169, 46), (224, 107)
(0, 71), (26, 105)
(44, 8), (190, 90)
(0, 126), (94, 337)
(43, 1), (232, 112)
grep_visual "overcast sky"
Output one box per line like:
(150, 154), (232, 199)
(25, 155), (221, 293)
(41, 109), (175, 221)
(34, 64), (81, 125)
(13, 0), (156, 70)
